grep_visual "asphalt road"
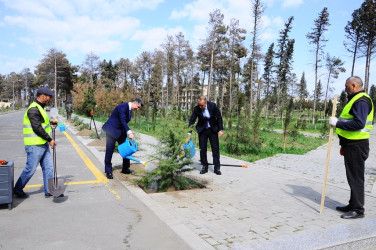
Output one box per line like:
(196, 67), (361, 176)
(0, 110), (190, 250)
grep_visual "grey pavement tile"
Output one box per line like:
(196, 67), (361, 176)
(69, 113), (376, 249)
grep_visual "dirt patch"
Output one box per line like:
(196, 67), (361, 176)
(87, 138), (106, 147)
(113, 163), (146, 184)
(76, 129), (93, 136)
(113, 163), (206, 193)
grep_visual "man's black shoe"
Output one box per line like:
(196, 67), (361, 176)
(14, 190), (29, 198)
(336, 205), (351, 212)
(121, 169), (134, 174)
(214, 170), (222, 175)
(45, 193), (64, 198)
(106, 172), (113, 179)
(341, 210), (364, 219)
(200, 168), (208, 174)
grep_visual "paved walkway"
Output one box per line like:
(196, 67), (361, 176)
(65, 114), (376, 249)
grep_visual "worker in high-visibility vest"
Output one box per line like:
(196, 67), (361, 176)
(14, 87), (57, 198)
(329, 76), (374, 219)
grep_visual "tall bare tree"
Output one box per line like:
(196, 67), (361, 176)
(344, 8), (362, 76)
(358, 0), (376, 92)
(323, 54), (346, 115)
(206, 9), (227, 100)
(248, 0), (264, 119)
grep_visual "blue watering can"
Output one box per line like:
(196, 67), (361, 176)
(58, 123), (68, 132)
(183, 139), (195, 158)
(118, 138), (146, 165)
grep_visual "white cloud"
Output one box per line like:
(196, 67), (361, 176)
(0, 55), (38, 74)
(260, 28), (277, 42)
(131, 26), (186, 51)
(272, 16), (285, 29)
(169, 0), (225, 21)
(3, 2), (141, 55)
(281, 0), (303, 8)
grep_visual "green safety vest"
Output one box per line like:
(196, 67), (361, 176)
(336, 92), (374, 140)
(23, 102), (51, 145)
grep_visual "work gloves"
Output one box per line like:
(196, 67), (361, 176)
(329, 117), (338, 126)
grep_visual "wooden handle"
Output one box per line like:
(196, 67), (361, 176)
(320, 94), (338, 213)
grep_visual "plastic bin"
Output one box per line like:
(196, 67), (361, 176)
(0, 160), (14, 210)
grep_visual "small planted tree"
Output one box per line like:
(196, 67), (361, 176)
(138, 111), (203, 192)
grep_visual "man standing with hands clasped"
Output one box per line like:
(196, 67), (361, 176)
(329, 76), (374, 219)
(188, 96), (223, 175)
(102, 98), (144, 179)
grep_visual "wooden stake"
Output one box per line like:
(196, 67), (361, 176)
(320, 94), (338, 213)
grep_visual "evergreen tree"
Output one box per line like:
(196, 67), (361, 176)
(369, 85), (376, 120)
(34, 48), (73, 107)
(344, 8), (362, 76)
(358, 0), (376, 92)
(337, 90), (347, 117)
(298, 72), (308, 111)
(306, 7), (330, 124)
(275, 16), (295, 114)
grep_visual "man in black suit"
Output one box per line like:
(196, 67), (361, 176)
(102, 98), (144, 179)
(189, 96), (224, 175)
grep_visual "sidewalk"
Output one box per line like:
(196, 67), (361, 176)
(63, 115), (376, 249)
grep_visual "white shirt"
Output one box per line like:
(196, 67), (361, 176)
(203, 105), (210, 128)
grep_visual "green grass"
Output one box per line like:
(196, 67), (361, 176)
(76, 111), (328, 163)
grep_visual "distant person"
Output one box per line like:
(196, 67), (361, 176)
(329, 76), (374, 219)
(102, 98), (144, 179)
(188, 96), (223, 175)
(14, 87), (57, 198)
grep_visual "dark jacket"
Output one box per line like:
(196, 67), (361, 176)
(189, 101), (223, 134)
(102, 102), (132, 139)
(28, 100), (52, 142)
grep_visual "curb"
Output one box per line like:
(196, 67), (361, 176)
(65, 118), (215, 250)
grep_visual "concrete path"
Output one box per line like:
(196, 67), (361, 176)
(65, 114), (376, 249)
(0, 111), (190, 250)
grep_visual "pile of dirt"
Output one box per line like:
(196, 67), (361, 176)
(76, 129), (93, 137)
(87, 138), (106, 147)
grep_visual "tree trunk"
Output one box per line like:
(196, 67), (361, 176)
(208, 48), (214, 100)
(323, 69), (332, 117)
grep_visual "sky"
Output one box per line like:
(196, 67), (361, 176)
(0, 0), (373, 98)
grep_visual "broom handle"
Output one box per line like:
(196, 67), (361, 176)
(320, 94), (338, 213)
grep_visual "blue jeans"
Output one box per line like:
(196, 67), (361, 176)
(14, 143), (54, 194)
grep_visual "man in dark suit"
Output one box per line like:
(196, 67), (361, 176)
(189, 96), (224, 175)
(102, 98), (144, 179)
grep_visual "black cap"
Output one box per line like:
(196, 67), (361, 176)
(37, 87), (54, 97)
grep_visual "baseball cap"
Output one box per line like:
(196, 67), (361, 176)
(37, 87), (54, 97)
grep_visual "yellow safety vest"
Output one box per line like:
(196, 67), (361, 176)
(23, 102), (51, 145)
(336, 92), (374, 140)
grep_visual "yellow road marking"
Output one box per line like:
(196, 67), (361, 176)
(63, 131), (108, 184)
(24, 130), (121, 199)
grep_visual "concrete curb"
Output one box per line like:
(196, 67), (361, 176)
(63, 116), (214, 250)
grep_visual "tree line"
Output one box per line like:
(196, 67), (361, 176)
(0, 0), (375, 127)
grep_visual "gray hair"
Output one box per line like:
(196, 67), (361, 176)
(198, 95), (207, 102)
(347, 76), (363, 87)
(131, 98), (144, 107)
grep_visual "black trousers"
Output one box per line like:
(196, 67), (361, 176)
(342, 140), (369, 213)
(104, 133), (130, 173)
(199, 128), (220, 170)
